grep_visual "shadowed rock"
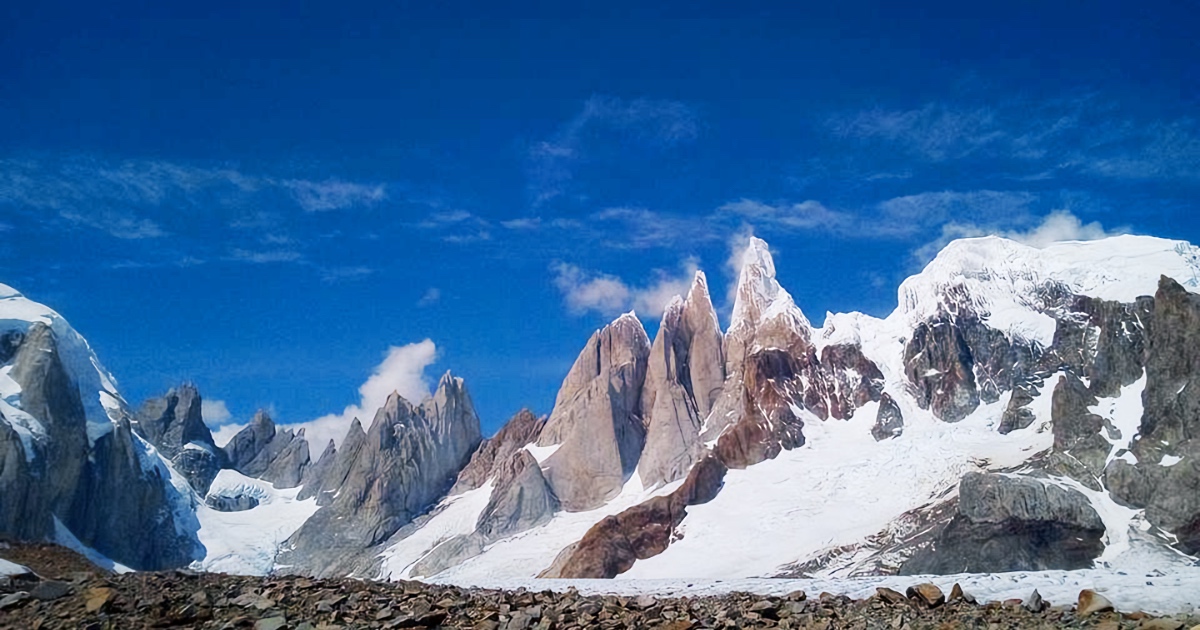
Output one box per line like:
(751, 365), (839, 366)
(452, 408), (544, 495)
(134, 384), (224, 493)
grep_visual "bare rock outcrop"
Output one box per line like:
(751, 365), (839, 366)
(281, 373), (482, 576)
(871, 393), (904, 441)
(221, 411), (310, 489)
(1106, 277), (1200, 553)
(703, 238), (883, 469)
(0, 322), (199, 570)
(133, 384), (224, 494)
(451, 408), (544, 494)
(537, 313), (650, 511)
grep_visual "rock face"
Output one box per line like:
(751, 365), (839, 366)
(0, 322), (199, 570)
(451, 408), (544, 495)
(281, 373), (482, 576)
(1106, 277), (1200, 553)
(1050, 374), (1111, 477)
(703, 238), (883, 469)
(900, 473), (1104, 574)
(639, 272), (725, 489)
(540, 454), (727, 579)
(537, 314), (650, 511)
(134, 384), (224, 494)
(221, 411), (310, 489)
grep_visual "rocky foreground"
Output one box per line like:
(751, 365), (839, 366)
(3, 543), (1200, 630)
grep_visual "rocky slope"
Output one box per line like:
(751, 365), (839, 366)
(6, 234), (1200, 587)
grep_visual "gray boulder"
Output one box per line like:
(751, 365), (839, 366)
(538, 313), (650, 511)
(900, 472), (1104, 574)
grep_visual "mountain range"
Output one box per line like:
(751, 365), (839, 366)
(4, 234), (1200, 583)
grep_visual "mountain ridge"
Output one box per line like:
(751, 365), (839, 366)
(3, 234), (1200, 584)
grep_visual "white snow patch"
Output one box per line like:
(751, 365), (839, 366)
(1161, 455), (1183, 467)
(191, 469), (319, 575)
(1091, 373), (1147, 467)
(0, 558), (32, 577)
(524, 443), (561, 465)
(378, 482), (495, 580)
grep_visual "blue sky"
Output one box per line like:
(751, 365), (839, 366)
(2, 2), (1197, 444)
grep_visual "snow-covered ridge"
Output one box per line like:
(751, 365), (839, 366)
(890, 235), (1199, 346)
(0, 283), (129, 444)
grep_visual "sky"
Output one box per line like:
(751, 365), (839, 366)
(1, 2), (1198, 447)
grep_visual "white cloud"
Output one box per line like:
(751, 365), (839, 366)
(528, 96), (699, 205)
(724, 227), (760, 309)
(283, 179), (386, 212)
(211, 422), (246, 448)
(228, 248), (303, 264)
(552, 263), (632, 316)
(552, 259), (699, 319)
(201, 399), (232, 428)
(319, 265), (373, 282)
(912, 209), (1122, 263)
(1003, 209), (1121, 248)
(60, 210), (166, 239)
(632, 258), (701, 316)
(283, 340), (439, 456)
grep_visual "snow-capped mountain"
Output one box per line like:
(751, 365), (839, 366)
(4, 234), (1200, 584)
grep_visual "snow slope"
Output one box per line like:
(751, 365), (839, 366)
(191, 469), (320, 575)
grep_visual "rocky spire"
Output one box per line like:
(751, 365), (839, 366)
(537, 312), (651, 511)
(134, 383), (225, 493)
(281, 374), (482, 576)
(221, 409), (311, 489)
(638, 272), (725, 488)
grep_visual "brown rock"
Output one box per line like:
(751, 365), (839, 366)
(1078, 589), (1115, 616)
(875, 588), (907, 605)
(905, 583), (945, 608)
(84, 586), (115, 613)
(1138, 619), (1185, 630)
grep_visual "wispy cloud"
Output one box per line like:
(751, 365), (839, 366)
(590, 207), (722, 249)
(319, 265), (374, 282)
(528, 96), (700, 206)
(60, 210), (166, 239)
(827, 96), (1200, 183)
(418, 209), (492, 242)
(719, 199), (853, 232)
(201, 399), (233, 428)
(228, 248), (303, 264)
(282, 179), (386, 212)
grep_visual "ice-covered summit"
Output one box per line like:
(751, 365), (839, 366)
(729, 236), (811, 333)
(892, 234), (1200, 346)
